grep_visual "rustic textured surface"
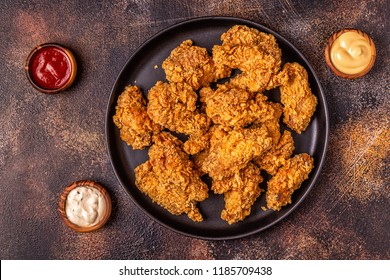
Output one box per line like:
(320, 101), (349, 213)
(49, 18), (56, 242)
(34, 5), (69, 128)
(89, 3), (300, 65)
(0, 0), (389, 260)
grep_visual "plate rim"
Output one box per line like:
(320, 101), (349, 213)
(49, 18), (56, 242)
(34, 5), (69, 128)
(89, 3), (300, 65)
(105, 16), (330, 240)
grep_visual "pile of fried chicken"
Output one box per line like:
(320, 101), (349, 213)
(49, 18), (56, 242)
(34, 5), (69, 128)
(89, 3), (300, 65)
(113, 25), (317, 224)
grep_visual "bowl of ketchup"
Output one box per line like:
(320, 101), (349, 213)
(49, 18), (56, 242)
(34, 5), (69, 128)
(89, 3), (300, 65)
(25, 43), (77, 94)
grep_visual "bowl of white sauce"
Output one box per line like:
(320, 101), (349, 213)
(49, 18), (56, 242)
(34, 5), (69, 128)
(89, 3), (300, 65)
(58, 180), (112, 232)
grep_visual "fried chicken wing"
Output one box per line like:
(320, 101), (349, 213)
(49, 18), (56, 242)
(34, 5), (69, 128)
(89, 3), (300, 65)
(147, 81), (210, 135)
(251, 102), (291, 175)
(266, 153), (314, 211)
(185, 125), (228, 175)
(113, 85), (161, 149)
(220, 25), (281, 53)
(231, 67), (278, 94)
(277, 62), (318, 134)
(212, 25), (282, 92)
(220, 163), (263, 224)
(183, 131), (210, 156)
(162, 40), (215, 90)
(259, 101), (283, 146)
(201, 84), (260, 129)
(183, 126), (222, 156)
(200, 84), (283, 130)
(202, 125), (273, 180)
(134, 132), (209, 222)
(254, 130), (295, 175)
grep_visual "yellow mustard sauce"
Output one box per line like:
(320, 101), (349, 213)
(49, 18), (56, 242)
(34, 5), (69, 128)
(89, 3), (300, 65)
(330, 31), (373, 75)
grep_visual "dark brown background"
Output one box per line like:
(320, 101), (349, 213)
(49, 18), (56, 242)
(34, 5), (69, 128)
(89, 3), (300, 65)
(0, 0), (388, 260)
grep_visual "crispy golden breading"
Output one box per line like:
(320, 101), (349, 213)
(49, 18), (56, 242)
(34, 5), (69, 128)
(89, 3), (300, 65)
(263, 102), (283, 145)
(192, 150), (209, 176)
(183, 132), (209, 156)
(211, 162), (261, 194)
(186, 126), (228, 175)
(220, 163), (263, 224)
(113, 85), (161, 149)
(183, 131), (211, 155)
(277, 62), (318, 134)
(220, 25), (280, 54)
(212, 25), (282, 92)
(266, 153), (314, 211)
(214, 25), (281, 71)
(231, 68), (277, 94)
(184, 125), (229, 155)
(134, 132), (209, 222)
(252, 100), (284, 145)
(147, 81), (210, 135)
(201, 125), (272, 180)
(254, 130), (295, 175)
(200, 84), (275, 129)
(213, 45), (280, 92)
(162, 40), (215, 90)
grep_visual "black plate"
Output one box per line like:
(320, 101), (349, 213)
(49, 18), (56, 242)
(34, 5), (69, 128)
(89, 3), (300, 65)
(106, 16), (329, 240)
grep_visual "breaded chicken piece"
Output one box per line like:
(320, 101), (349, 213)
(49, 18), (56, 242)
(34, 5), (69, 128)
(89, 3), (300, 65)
(184, 125), (229, 154)
(113, 85), (161, 149)
(162, 40), (215, 90)
(220, 163), (263, 224)
(231, 67), (278, 94)
(147, 81), (210, 135)
(211, 162), (261, 194)
(201, 125), (273, 180)
(260, 102), (284, 146)
(251, 101), (288, 175)
(213, 25), (281, 74)
(134, 132), (209, 222)
(192, 150), (210, 176)
(266, 153), (314, 211)
(220, 25), (281, 55)
(212, 25), (282, 92)
(183, 129), (214, 155)
(200, 84), (275, 129)
(185, 126), (228, 176)
(213, 45), (280, 92)
(254, 130), (295, 175)
(277, 62), (318, 134)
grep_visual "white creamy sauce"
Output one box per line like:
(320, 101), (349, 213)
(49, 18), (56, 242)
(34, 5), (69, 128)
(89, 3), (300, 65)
(65, 186), (106, 227)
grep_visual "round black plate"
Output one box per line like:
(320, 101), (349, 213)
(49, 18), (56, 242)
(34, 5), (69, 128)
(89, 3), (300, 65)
(106, 16), (329, 240)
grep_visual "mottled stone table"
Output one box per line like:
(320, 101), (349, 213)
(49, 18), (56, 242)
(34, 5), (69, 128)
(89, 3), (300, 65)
(1, 0), (388, 259)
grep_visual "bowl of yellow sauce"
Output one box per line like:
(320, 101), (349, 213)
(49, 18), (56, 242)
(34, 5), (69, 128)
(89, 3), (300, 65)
(325, 29), (376, 79)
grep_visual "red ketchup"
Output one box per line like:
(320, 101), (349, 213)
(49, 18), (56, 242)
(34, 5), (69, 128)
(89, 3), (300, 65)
(30, 46), (72, 89)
